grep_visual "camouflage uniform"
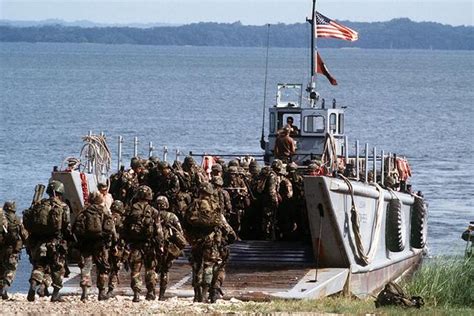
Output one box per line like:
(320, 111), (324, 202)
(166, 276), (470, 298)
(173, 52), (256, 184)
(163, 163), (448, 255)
(0, 201), (26, 300)
(183, 183), (221, 303)
(23, 180), (72, 302)
(155, 196), (186, 300)
(107, 200), (127, 297)
(211, 176), (232, 218)
(73, 192), (115, 301)
(224, 166), (250, 236)
(286, 163), (309, 240)
(124, 185), (164, 302)
(260, 161), (283, 240)
(210, 214), (236, 303)
(156, 162), (181, 217)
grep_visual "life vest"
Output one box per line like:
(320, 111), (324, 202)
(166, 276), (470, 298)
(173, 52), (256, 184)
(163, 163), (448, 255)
(396, 158), (412, 181)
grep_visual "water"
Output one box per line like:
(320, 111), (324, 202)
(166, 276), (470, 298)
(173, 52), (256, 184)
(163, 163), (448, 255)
(1, 43), (473, 292)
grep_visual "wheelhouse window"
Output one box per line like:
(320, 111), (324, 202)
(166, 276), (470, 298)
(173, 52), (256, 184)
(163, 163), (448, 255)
(330, 113), (337, 134)
(270, 113), (276, 134)
(304, 115), (325, 133)
(338, 114), (344, 134)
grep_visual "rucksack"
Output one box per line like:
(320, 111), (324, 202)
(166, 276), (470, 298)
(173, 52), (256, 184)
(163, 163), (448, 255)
(24, 199), (63, 236)
(375, 282), (424, 308)
(74, 205), (112, 239)
(126, 202), (155, 242)
(185, 199), (221, 231)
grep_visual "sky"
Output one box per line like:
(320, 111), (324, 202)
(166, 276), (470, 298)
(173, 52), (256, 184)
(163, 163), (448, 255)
(1, 0), (473, 26)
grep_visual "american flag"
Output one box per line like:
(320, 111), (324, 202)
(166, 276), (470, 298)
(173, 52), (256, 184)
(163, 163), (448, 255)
(315, 11), (358, 41)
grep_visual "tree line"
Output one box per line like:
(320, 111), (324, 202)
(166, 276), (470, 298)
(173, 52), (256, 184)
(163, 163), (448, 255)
(0, 18), (472, 50)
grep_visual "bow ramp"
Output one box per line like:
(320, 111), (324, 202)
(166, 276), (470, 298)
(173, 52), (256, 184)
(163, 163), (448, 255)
(63, 240), (348, 300)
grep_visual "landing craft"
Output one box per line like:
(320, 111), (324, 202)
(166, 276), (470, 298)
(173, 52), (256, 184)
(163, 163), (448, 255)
(44, 0), (427, 300)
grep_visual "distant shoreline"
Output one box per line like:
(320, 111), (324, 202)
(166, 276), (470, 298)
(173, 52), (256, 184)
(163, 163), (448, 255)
(1, 19), (473, 51)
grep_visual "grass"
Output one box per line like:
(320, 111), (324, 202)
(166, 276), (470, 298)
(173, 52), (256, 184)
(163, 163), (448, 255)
(402, 256), (474, 309)
(213, 257), (473, 314)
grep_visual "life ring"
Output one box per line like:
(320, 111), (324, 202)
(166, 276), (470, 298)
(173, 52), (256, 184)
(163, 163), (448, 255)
(410, 196), (427, 249)
(386, 198), (405, 252)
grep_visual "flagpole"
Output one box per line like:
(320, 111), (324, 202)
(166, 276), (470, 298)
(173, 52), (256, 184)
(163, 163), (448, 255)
(309, 0), (317, 106)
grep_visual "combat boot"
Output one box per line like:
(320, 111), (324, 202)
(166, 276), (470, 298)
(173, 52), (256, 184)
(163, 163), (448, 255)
(201, 285), (209, 303)
(80, 286), (88, 302)
(209, 288), (218, 304)
(106, 288), (116, 299)
(132, 290), (140, 303)
(50, 288), (65, 302)
(27, 280), (38, 302)
(193, 286), (202, 303)
(145, 289), (156, 301)
(98, 289), (109, 301)
(158, 285), (166, 301)
(0, 285), (9, 300)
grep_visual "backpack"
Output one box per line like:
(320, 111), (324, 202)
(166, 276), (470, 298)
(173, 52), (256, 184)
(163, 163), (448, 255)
(24, 199), (63, 236)
(255, 176), (267, 194)
(74, 205), (111, 239)
(126, 202), (155, 242)
(375, 282), (424, 308)
(185, 199), (221, 231)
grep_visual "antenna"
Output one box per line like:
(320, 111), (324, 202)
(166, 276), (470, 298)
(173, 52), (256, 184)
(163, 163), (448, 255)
(260, 24), (271, 150)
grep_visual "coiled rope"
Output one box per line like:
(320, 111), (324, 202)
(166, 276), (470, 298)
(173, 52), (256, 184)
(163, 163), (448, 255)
(80, 134), (112, 179)
(322, 133), (338, 171)
(340, 174), (384, 266)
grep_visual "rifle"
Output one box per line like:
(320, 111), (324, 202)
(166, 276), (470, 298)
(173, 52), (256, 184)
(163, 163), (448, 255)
(31, 184), (45, 206)
(242, 177), (256, 201)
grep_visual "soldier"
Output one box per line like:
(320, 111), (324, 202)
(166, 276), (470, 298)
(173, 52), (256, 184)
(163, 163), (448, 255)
(73, 192), (115, 301)
(123, 185), (163, 302)
(260, 160), (284, 240)
(211, 176), (232, 218)
(0, 201), (27, 300)
(23, 180), (72, 302)
(183, 182), (221, 303)
(274, 126), (296, 163)
(282, 163), (304, 240)
(98, 182), (113, 214)
(209, 213), (236, 303)
(224, 166), (249, 236)
(155, 196), (186, 300)
(107, 200), (127, 298)
(211, 164), (223, 178)
(156, 161), (181, 216)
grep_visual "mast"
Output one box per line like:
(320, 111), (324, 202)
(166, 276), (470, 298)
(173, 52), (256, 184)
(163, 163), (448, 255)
(308, 0), (318, 106)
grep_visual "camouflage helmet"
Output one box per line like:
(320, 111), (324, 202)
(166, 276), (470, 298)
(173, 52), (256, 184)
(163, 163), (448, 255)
(149, 155), (160, 164)
(155, 196), (169, 210)
(172, 160), (182, 170)
(183, 156), (196, 166)
(159, 161), (171, 170)
(261, 166), (271, 176)
(228, 160), (239, 167)
(130, 156), (141, 169)
(211, 176), (224, 187)
(46, 180), (65, 196)
(211, 164), (222, 173)
(241, 161), (250, 171)
(271, 159), (284, 172)
(89, 191), (104, 205)
(228, 166), (239, 174)
(111, 200), (125, 214)
(249, 160), (259, 169)
(307, 163), (319, 171)
(385, 175), (396, 187)
(3, 201), (16, 212)
(136, 185), (153, 201)
(287, 162), (298, 172)
(199, 182), (214, 195)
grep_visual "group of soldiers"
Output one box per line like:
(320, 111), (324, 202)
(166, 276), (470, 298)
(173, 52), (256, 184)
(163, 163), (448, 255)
(0, 155), (310, 304)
